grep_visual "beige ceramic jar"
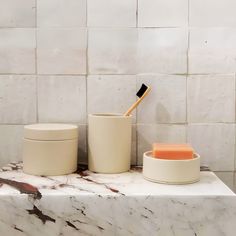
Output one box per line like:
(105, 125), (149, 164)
(88, 113), (132, 173)
(23, 124), (78, 176)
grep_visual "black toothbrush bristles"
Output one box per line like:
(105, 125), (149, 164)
(136, 84), (148, 98)
(124, 83), (150, 116)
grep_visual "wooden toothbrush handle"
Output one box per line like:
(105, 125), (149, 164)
(124, 87), (151, 116)
(124, 98), (142, 116)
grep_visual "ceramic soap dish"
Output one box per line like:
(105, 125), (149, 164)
(143, 151), (200, 184)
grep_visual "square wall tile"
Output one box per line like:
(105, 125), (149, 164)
(138, 0), (188, 27)
(37, 28), (87, 74)
(0, 29), (35, 74)
(88, 29), (138, 74)
(188, 74), (235, 123)
(0, 75), (36, 124)
(37, 0), (86, 27)
(0, 0), (35, 27)
(87, 75), (137, 121)
(138, 28), (188, 74)
(38, 76), (86, 123)
(190, 0), (236, 27)
(0, 125), (24, 167)
(137, 124), (186, 164)
(137, 74), (186, 124)
(187, 124), (235, 171)
(88, 0), (136, 27)
(189, 28), (236, 74)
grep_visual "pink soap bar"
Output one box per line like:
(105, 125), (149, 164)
(152, 143), (194, 160)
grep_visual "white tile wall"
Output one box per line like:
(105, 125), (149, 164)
(138, 0), (188, 27)
(188, 124), (235, 171)
(0, 75), (37, 124)
(87, 75), (137, 121)
(189, 28), (236, 74)
(38, 76), (86, 123)
(37, 28), (87, 75)
(137, 124), (186, 164)
(0, 0), (36, 27)
(0, 0), (236, 171)
(138, 28), (188, 74)
(0, 29), (36, 73)
(188, 74), (235, 123)
(137, 74), (186, 124)
(37, 0), (86, 27)
(88, 0), (136, 27)
(88, 29), (138, 74)
(0, 125), (24, 167)
(189, 0), (236, 27)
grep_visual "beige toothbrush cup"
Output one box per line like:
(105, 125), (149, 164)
(88, 113), (132, 173)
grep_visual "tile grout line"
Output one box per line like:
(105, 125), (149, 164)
(35, 0), (38, 123)
(85, 0), (89, 157)
(234, 72), (236, 172)
(135, 0), (138, 165)
(2, 122), (236, 126)
(136, 0), (138, 28)
(1, 73), (236, 76)
(135, 76), (138, 165)
(186, 0), (190, 142)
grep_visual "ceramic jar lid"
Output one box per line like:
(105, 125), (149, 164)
(24, 124), (78, 141)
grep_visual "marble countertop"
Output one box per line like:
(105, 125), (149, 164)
(0, 162), (236, 236)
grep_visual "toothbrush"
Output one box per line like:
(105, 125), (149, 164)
(124, 83), (151, 116)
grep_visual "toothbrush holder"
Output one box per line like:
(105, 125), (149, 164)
(88, 113), (132, 173)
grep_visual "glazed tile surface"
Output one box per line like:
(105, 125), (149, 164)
(0, 162), (235, 236)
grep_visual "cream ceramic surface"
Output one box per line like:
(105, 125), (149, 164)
(88, 114), (132, 173)
(24, 123), (79, 140)
(23, 124), (78, 176)
(0, 163), (235, 236)
(143, 151), (200, 184)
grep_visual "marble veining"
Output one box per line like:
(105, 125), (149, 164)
(0, 162), (235, 236)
